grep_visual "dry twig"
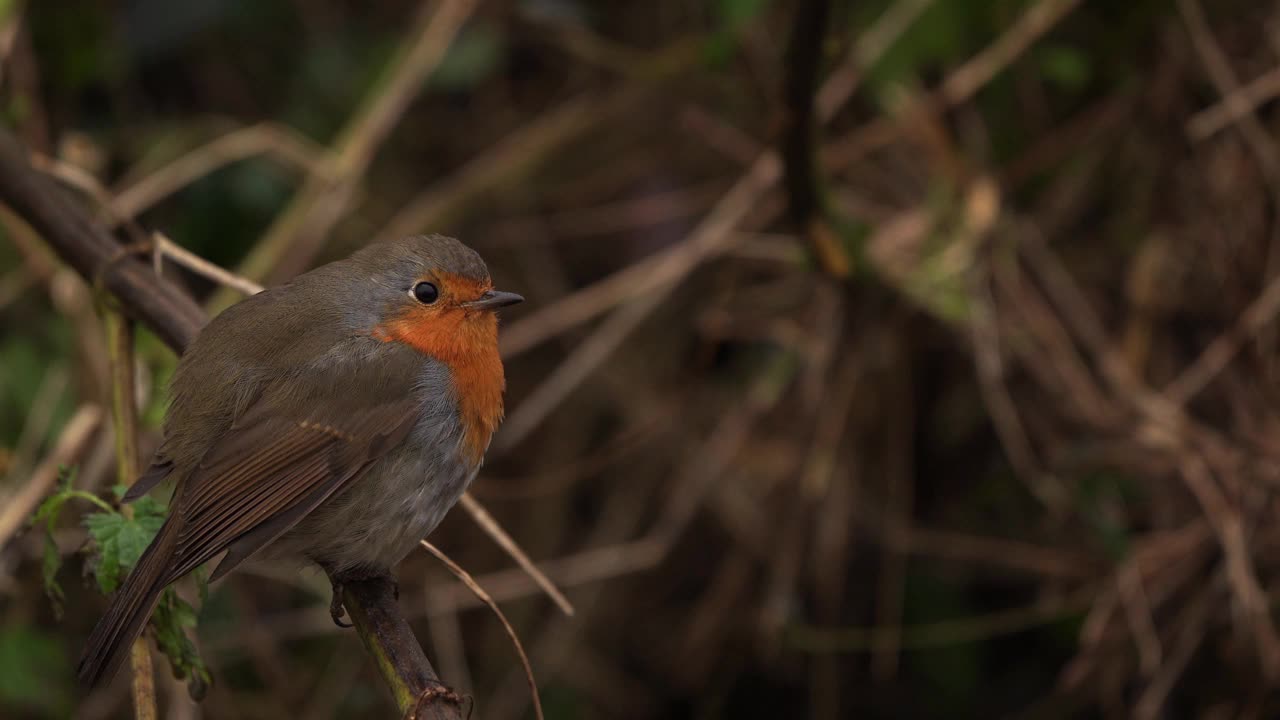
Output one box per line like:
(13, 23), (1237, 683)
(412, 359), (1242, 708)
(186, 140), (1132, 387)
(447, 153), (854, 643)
(0, 404), (103, 549)
(222, 0), (480, 298)
(420, 540), (544, 720)
(111, 124), (333, 220)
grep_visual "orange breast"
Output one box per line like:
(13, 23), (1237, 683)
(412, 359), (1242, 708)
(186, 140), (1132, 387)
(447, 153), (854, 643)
(373, 308), (505, 465)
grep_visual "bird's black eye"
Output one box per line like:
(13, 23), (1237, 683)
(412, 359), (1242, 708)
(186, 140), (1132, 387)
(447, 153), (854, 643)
(412, 282), (439, 304)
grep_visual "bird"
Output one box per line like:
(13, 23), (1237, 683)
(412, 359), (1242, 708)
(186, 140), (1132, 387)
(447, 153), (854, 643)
(77, 235), (523, 688)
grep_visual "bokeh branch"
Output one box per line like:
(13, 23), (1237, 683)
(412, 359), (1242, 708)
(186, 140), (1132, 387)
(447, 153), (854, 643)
(0, 128), (460, 719)
(216, 0), (479, 307)
(782, 0), (849, 276)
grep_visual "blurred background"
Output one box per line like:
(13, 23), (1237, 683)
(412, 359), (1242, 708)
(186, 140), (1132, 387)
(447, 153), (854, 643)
(3, 0), (1280, 717)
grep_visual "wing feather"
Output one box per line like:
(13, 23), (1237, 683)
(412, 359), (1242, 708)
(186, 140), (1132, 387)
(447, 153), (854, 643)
(158, 397), (420, 586)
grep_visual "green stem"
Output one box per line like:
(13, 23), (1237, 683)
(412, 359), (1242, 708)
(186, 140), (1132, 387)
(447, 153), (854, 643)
(104, 309), (157, 720)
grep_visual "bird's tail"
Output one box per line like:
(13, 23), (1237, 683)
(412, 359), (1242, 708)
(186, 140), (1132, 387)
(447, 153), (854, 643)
(77, 518), (178, 688)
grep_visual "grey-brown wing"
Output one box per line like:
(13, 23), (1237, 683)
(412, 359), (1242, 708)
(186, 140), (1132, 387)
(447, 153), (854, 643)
(160, 397), (420, 584)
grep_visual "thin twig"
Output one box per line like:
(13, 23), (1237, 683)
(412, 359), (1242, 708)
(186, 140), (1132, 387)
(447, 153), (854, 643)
(1186, 62), (1280, 141)
(420, 540), (544, 720)
(500, 0), (938, 359)
(1177, 0), (1280, 182)
(825, 0), (1087, 170)
(0, 404), (103, 549)
(456, 494), (574, 617)
(372, 92), (614, 244)
(499, 152), (781, 359)
(1163, 253), (1280, 404)
(1117, 562), (1162, 677)
(221, 0), (480, 299)
(938, 0), (1084, 106)
(1132, 590), (1212, 720)
(111, 124), (333, 220)
(424, 538), (665, 613)
(816, 0), (938, 121)
(151, 232), (265, 296)
(969, 258), (1070, 510)
(1, 363), (67, 488)
(788, 586), (1096, 652)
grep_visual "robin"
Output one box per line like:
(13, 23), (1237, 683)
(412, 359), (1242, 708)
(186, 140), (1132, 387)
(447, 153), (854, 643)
(77, 235), (523, 688)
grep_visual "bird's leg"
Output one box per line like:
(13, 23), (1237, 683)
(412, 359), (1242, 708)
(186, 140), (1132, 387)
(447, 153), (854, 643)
(322, 567), (354, 628)
(320, 564), (395, 628)
(329, 581), (353, 628)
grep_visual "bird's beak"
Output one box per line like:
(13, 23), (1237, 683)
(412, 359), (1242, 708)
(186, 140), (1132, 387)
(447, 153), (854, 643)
(464, 289), (524, 311)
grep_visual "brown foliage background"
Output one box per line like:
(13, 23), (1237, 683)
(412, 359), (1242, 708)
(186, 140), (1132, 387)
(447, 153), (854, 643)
(5, 0), (1280, 717)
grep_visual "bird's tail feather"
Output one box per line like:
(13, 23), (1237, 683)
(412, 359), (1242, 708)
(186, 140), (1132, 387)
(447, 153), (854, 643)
(76, 518), (177, 688)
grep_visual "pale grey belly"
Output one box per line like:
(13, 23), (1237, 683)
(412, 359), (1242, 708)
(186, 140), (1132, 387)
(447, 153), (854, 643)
(270, 411), (477, 575)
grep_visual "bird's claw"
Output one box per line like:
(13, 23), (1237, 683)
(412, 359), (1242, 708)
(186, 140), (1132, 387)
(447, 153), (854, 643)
(329, 582), (353, 628)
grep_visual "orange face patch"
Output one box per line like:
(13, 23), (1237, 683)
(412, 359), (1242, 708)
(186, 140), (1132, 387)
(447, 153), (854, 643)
(372, 272), (506, 465)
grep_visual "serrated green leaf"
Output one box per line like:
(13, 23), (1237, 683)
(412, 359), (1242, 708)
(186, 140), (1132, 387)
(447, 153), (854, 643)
(114, 519), (156, 570)
(84, 512), (126, 593)
(83, 492), (169, 593)
(33, 468), (112, 614)
(133, 494), (169, 523)
(151, 589), (210, 697)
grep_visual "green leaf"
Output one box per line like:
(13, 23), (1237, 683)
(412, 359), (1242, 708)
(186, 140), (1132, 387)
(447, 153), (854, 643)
(25, 470), (208, 698)
(32, 466), (100, 614)
(152, 589), (210, 699)
(84, 508), (165, 593)
(133, 494), (169, 524)
(84, 512), (127, 593)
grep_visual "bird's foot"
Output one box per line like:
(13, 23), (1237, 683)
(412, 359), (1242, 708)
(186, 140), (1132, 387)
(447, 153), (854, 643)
(328, 580), (353, 628)
(322, 565), (396, 628)
(411, 681), (466, 720)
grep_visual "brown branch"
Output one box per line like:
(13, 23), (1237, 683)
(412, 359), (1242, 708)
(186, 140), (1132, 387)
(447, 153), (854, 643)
(343, 578), (461, 720)
(0, 135), (205, 350)
(0, 127), (460, 718)
(782, 0), (848, 276)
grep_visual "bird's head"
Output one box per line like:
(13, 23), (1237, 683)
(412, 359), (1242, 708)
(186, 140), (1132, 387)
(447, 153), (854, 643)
(344, 235), (522, 363)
